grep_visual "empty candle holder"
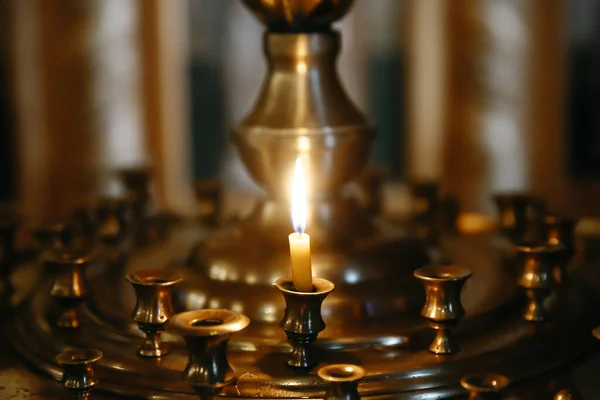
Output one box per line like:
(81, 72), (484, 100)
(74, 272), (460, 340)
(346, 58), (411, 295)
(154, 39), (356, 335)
(516, 244), (560, 322)
(46, 251), (91, 328)
(460, 373), (510, 400)
(274, 277), (335, 368)
(492, 193), (532, 241)
(56, 348), (103, 400)
(544, 215), (578, 285)
(126, 269), (182, 357)
(414, 265), (472, 354)
(318, 364), (365, 400)
(168, 309), (250, 399)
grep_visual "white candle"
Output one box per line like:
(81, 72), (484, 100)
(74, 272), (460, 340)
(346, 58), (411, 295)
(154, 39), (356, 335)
(289, 157), (313, 292)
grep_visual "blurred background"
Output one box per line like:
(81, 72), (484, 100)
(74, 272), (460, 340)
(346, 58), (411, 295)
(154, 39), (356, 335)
(0, 0), (599, 220)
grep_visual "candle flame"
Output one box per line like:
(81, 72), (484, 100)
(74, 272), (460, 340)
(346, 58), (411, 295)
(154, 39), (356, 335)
(291, 157), (308, 233)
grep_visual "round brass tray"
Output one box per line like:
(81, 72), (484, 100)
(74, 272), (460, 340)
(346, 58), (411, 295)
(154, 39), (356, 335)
(6, 216), (598, 399)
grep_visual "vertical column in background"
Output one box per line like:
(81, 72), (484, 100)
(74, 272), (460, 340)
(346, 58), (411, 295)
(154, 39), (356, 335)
(91, 0), (147, 196)
(187, 0), (228, 182)
(479, 0), (531, 211)
(12, 0), (100, 218)
(406, 0), (446, 183)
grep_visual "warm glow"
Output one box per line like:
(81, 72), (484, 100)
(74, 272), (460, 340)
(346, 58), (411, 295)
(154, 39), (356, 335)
(291, 156), (308, 233)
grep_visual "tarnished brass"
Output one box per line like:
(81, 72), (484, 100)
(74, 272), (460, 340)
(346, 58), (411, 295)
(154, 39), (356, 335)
(168, 309), (250, 399)
(126, 269), (182, 358)
(318, 364), (365, 400)
(413, 265), (472, 354)
(460, 373), (510, 400)
(56, 348), (102, 400)
(241, 0), (355, 32)
(193, 179), (222, 226)
(516, 244), (561, 322)
(274, 277), (334, 368)
(45, 251), (90, 328)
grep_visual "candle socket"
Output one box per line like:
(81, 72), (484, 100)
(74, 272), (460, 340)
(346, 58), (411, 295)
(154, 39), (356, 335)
(45, 251), (91, 329)
(56, 348), (103, 400)
(414, 265), (472, 355)
(318, 364), (365, 400)
(126, 269), (182, 358)
(274, 277), (335, 369)
(168, 309), (250, 399)
(460, 373), (510, 400)
(516, 245), (560, 322)
(544, 215), (578, 285)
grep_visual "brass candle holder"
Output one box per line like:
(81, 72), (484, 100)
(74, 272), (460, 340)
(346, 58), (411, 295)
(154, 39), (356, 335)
(516, 244), (560, 322)
(318, 364), (365, 400)
(126, 269), (182, 357)
(274, 277), (335, 368)
(168, 309), (250, 399)
(544, 215), (578, 285)
(56, 348), (103, 400)
(492, 193), (532, 241)
(460, 373), (510, 400)
(414, 265), (472, 354)
(46, 251), (91, 328)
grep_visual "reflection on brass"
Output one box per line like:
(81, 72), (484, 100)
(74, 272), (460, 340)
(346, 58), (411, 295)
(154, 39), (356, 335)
(45, 251), (90, 328)
(274, 277), (334, 368)
(554, 389), (575, 400)
(414, 265), (472, 354)
(460, 373), (510, 400)
(56, 348), (102, 400)
(544, 215), (578, 285)
(492, 193), (532, 241)
(168, 309), (250, 398)
(126, 269), (182, 358)
(318, 364), (365, 400)
(241, 0), (355, 32)
(193, 180), (222, 226)
(95, 197), (131, 245)
(516, 245), (561, 322)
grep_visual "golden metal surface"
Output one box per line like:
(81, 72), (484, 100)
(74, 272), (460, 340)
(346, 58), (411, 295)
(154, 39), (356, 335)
(318, 364), (364, 400)
(414, 265), (472, 354)
(45, 251), (90, 329)
(516, 245), (561, 322)
(274, 277), (334, 368)
(460, 373), (510, 399)
(241, 0), (355, 32)
(126, 269), (182, 357)
(56, 348), (103, 400)
(169, 309), (250, 398)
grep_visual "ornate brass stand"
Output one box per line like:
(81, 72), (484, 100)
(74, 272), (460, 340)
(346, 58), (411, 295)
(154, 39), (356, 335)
(2, 1), (600, 399)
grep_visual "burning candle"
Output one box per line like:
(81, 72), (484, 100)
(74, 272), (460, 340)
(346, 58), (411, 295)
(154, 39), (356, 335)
(288, 157), (313, 292)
